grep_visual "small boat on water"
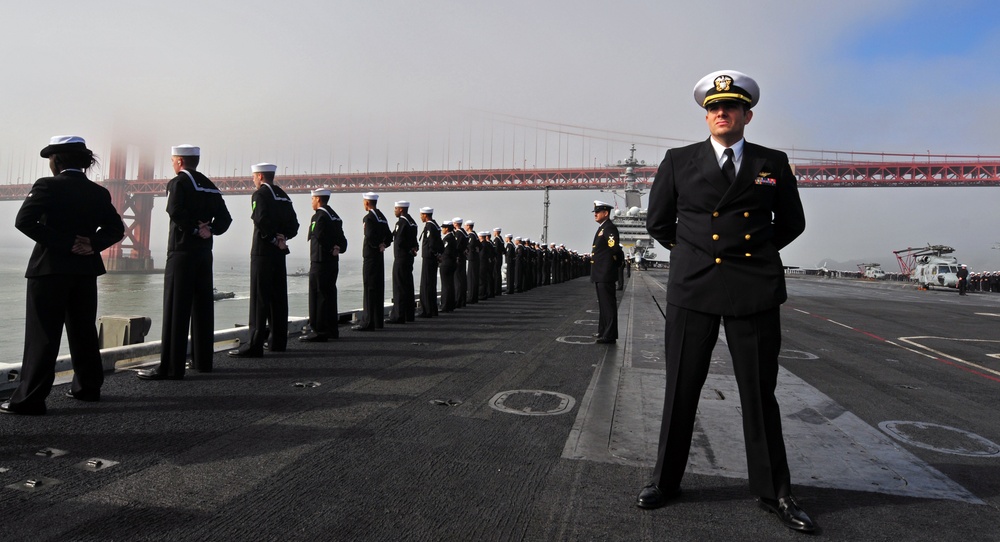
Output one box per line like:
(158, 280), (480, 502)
(289, 267), (308, 277)
(213, 288), (235, 301)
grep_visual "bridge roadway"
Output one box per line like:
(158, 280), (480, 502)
(2, 272), (1000, 540)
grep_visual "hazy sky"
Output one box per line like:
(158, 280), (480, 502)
(2, 0), (999, 271)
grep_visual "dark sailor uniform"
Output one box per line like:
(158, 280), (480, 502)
(159, 169), (232, 376)
(419, 218), (443, 317)
(439, 229), (458, 312)
(491, 234), (504, 297)
(453, 226), (469, 307)
(307, 204), (347, 338)
(591, 210), (624, 342)
(6, 169), (125, 413)
(389, 211), (419, 323)
(247, 183), (298, 352)
(356, 206), (393, 329)
(465, 229), (480, 304)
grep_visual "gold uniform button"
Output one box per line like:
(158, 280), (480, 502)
(712, 234), (720, 241)
(743, 212), (750, 218)
(745, 253), (752, 257)
(715, 258), (722, 264)
(712, 211), (719, 218)
(745, 234), (751, 240)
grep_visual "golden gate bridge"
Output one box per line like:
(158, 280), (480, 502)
(1, 117), (998, 272)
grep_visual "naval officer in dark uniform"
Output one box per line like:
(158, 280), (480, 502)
(353, 192), (393, 330)
(230, 163), (298, 357)
(418, 207), (443, 317)
(387, 200), (419, 323)
(300, 188), (347, 342)
(639, 70), (813, 533)
(591, 200), (624, 344)
(139, 144), (232, 380)
(2, 136), (125, 415)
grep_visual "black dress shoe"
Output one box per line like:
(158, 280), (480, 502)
(299, 332), (328, 342)
(384, 319), (404, 324)
(759, 496), (816, 533)
(65, 390), (101, 402)
(228, 347), (264, 358)
(636, 483), (680, 509)
(0, 401), (46, 415)
(595, 338), (617, 344)
(136, 369), (183, 380)
(351, 325), (374, 331)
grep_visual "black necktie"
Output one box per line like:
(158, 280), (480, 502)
(722, 148), (736, 184)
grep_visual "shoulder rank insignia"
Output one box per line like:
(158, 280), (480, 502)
(607, 235), (615, 248)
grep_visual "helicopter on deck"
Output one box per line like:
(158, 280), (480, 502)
(893, 245), (961, 289)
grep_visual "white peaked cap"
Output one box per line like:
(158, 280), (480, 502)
(251, 163), (278, 173)
(171, 144), (200, 156)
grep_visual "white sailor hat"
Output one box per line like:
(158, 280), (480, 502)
(465, 219), (474, 226)
(504, 233), (513, 238)
(40, 135), (89, 158)
(419, 207), (434, 214)
(171, 144), (200, 157)
(514, 236), (521, 241)
(311, 188), (331, 197)
(693, 70), (759, 109)
(493, 227), (501, 232)
(593, 200), (614, 212)
(251, 162), (278, 173)
(440, 220), (453, 229)
(478, 231), (489, 237)
(362, 192), (379, 201)
(550, 243), (556, 247)
(451, 217), (463, 225)
(394, 200), (410, 208)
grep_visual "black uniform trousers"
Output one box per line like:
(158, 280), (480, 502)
(358, 255), (386, 329)
(248, 253), (289, 351)
(651, 304), (791, 501)
(467, 258), (480, 303)
(389, 254), (416, 322)
(440, 265), (456, 312)
(419, 257), (439, 317)
(493, 258), (503, 297)
(308, 260), (339, 338)
(455, 259), (467, 307)
(8, 275), (104, 411)
(160, 250), (216, 376)
(595, 281), (618, 341)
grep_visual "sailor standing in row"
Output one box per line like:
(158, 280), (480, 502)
(300, 188), (347, 342)
(478, 231), (494, 301)
(230, 163), (298, 357)
(3, 136), (125, 415)
(353, 192), (393, 331)
(140, 144), (232, 380)
(452, 217), (469, 308)
(464, 220), (480, 304)
(388, 200), (419, 323)
(491, 228), (504, 297)
(439, 220), (458, 312)
(591, 200), (624, 344)
(418, 207), (443, 317)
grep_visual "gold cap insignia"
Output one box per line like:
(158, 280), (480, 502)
(714, 75), (733, 92)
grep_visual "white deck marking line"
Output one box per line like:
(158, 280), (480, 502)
(897, 337), (1000, 379)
